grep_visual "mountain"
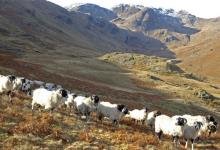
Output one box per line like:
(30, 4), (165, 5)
(0, 0), (173, 58)
(67, 3), (117, 21)
(112, 5), (200, 48)
(174, 17), (220, 83)
(1, 1), (220, 83)
(112, 4), (143, 19)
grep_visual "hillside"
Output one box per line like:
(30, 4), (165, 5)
(67, 3), (117, 21)
(112, 5), (200, 48)
(1, 93), (219, 149)
(0, 1), (220, 149)
(0, 0), (173, 58)
(174, 18), (220, 83)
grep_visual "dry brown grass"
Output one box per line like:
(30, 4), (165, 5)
(11, 113), (55, 137)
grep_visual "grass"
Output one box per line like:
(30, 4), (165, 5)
(0, 91), (220, 149)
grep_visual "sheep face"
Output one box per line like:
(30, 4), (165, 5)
(15, 77), (26, 90)
(91, 95), (99, 105)
(206, 115), (215, 122)
(144, 106), (148, 113)
(194, 121), (203, 130)
(154, 111), (162, 117)
(207, 122), (217, 133)
(122, 107), (129, 115)
(59, 89), (68, 98)
(8, 75), (16, 83)
(175, 117), (187, 126)
(117, 104), (129, 115)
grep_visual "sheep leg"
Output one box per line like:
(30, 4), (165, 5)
(9, 94), (12, 104)
(86, 112), (91, 122)
(50, 108), (54, 115)
(208, 131), (211, 137)
(184, 139), (188, 149)
(156, 131), (162, 140)
(31, 103), (35, 115)
(191, 139), (194, 150)
(150, 124), (153, 130)
(97, 113), (103, 121)
(113, 120), (118, 126)
(7, 91), (12, 104)
(172, 136), (179, 147)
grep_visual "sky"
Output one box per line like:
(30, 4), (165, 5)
(47, 0), (220, 18)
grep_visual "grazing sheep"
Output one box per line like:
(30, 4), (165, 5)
(182, 114), (217, 137)
(155, 115), (187, 145)
(128, 107), (148, 125)
(31, 88), (68, 113)
(65, 93), (77, 112)
(74, 95), (100, 120)
(0, 75), (16, 103)
(147, 110), (161, 129)
(96, 101), (129, 125)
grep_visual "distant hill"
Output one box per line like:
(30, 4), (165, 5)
(112, 5), (200, 48)
(67, 3), (117, 21)
(0, 0), (173, 58)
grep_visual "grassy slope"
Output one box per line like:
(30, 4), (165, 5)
(174, 18), (220, 83)
(0, 93), (220, 150)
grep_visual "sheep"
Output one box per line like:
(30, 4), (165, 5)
(147, 110), (161, 129)
(64, 93), (77, 113)
(0, 75), (16, 103)
(183, 121), (203, 150)
(74, 95), (100, 120)
(182, 114), (217, 137)
(96, 101), (129, 125)
(44, 83), (57, 91)
(128, 106), (148, 125)
(22, 79), (48, 96)
(42, 83), (62, 91)
(155, 114), (187, 145)
(13, 77), (26, 91)
(31, 88), (68, 114)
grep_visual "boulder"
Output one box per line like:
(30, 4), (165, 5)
(194, 89), (214, 101)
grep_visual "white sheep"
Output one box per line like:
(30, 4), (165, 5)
(182, 114), (217, 137)
(31, 88), (68, 113)
(13, 77), (26, 91)
(155, 114), (187, 145)
(74, 95), (100, 120)
(128, 107), (148, 124)
(0, 75), (16, 103)
(147, 110), (161, 129)
(0, 75), (16, 92)
(64, 93), (77, 112)
(96, 101), (129, 125)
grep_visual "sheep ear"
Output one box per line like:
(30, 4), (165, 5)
(9, 75), (16, 82)
(21, 78), (26, 84)
(206, 115), (215, 122)
(144, 106), (148, 112)
(73, 93), (77, 97)
(183, 118), (187, 124)
(195, 122), (203, 129)
(117, 104), (124, 112)
(213, 121), (218, 126)
(156, 111), (161, 116)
